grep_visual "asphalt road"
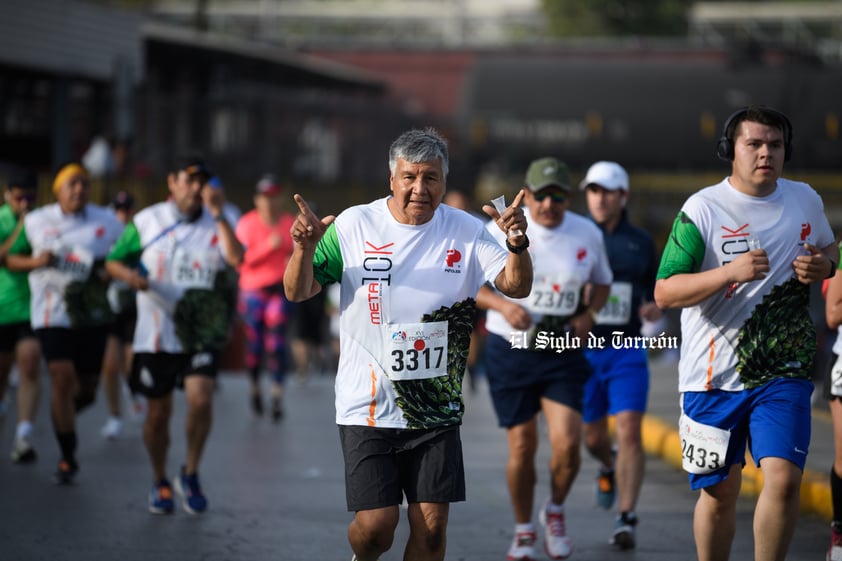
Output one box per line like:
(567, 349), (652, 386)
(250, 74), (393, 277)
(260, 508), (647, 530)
(0, 366), (829, 561)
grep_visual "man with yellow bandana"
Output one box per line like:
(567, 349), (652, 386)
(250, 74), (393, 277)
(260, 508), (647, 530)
(12, 163), (124, 484)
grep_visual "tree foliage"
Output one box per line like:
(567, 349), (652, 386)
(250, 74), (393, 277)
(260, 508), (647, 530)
(540, 0), (692, 37)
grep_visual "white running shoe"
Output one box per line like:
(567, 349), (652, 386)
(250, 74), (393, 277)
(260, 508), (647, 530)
(10, 434), (37, 463)
(506, 530), (537, 561)
(101, 417), (123, 440)
(539, 500), (573, 560)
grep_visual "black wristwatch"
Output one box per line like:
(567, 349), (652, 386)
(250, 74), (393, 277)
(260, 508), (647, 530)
(506, 235), (530, 254)
(828, 259), (837, 279)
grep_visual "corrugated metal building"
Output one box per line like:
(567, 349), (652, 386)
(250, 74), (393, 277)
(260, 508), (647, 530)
(0, 0), (406, 212)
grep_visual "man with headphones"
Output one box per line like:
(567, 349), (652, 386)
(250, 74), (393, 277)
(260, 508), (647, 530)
(579, 161), (662, 550)
(655, 105), (838, 561)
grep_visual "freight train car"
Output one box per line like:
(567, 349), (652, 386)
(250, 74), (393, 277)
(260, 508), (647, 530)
(459, 54), (842, 175)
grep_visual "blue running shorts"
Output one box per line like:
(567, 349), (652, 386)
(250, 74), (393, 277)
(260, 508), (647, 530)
(582, 346), (649, 423)
(680, 377), (813, 490)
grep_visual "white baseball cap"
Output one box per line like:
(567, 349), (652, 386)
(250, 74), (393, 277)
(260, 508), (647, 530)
(579, 161), (629, 192)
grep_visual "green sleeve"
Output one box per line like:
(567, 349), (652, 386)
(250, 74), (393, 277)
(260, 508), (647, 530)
(312, 222), (343, 286)
(107, 222), (143, 263)
(656, 211), (706, 279)
(10, 223), (31, 256)
(0, 206), (31, 255)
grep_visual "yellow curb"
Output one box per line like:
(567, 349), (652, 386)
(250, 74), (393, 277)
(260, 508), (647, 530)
(641, 414), (831, 521)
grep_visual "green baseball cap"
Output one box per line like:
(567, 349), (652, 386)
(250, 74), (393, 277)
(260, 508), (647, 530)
(524, 157), (571, 192)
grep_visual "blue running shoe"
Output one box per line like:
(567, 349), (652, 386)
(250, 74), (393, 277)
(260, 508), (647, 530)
(148, 478), (174, 514)
(610, 512), (638, 550)
(595, 467), (615, 510)
(174, 467), (207, 514)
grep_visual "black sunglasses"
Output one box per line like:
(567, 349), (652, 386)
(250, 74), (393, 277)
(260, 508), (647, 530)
(533, 190), (567, 203)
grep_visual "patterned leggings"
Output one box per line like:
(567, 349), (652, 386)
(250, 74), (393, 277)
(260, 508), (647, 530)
(237, 286), (291, 384)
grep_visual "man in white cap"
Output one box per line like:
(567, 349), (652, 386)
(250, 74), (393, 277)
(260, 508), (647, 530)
(579, 161), (663, 550)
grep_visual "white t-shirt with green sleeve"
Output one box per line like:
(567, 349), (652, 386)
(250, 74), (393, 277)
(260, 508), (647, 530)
(657, 178), (834, 392)
(107, 201), (230, 354)
(313, 197), (508, 429)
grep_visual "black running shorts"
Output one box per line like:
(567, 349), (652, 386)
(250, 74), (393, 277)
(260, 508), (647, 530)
(36, 326), (108, 375)
(0, 321), (35, 353)
(338, 424), (466, 512)
(129, 351), (219, 399)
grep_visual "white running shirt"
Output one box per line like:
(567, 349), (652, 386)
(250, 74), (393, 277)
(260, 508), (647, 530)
(658, 178), (834, 392)
(484, 210), (613, 339)
(314, 198), (508, 429)
(111, 202), (230, 353)
(24, 203), (124, 329)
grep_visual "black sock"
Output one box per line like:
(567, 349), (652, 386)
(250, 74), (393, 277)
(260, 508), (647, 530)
(831, 467), (842, 524)
(56, 432), (78, 466)
(620, 511), (637, 525)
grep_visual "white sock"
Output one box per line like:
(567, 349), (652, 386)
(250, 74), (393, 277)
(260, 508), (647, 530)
(515, 522), (535, 534)
(545, 501), (565, 514)
(16, 420), (32, 439)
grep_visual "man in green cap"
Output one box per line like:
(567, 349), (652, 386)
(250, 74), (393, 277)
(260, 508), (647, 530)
(477, 156), (612, 560)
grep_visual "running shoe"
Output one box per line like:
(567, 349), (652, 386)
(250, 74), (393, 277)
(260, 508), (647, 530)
(148, 478), (175, 514)
(506, 530), (537, 561)
(828, 521), (842, 561)
(271, 397), (283, 422)
(251, 393), (264, 417)
(538, 500), (573, 559)
(595, 467), (615, 510)
(10, 434), (37, 463)
(53, 460), (78, 485)
(174, 466), (208, 514)
(610, 512), (638, 550)
(100, 416), (123, 440)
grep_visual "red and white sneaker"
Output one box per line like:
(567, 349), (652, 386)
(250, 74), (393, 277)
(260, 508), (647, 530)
(539, 500), (573, 559)
(506, 530), (537, 561)
(828, 522), (842, 561)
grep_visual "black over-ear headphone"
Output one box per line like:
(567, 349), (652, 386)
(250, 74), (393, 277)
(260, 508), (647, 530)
(716, 106), (793, 162)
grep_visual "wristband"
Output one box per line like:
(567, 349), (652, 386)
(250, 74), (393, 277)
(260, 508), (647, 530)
(213, 214), (227, 223)
(506, 235), (530, 254)
(828, 259), (837, 279)
(587, 308), (598, 321)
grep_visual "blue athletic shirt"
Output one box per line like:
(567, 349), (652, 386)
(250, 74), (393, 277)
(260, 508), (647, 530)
(589, 211), (659, 340)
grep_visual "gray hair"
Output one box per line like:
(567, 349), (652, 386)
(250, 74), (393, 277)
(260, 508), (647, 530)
(388, 127), (449, 177)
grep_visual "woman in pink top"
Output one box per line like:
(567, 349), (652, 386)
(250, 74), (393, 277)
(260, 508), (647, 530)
(235, 175), (296, 420)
